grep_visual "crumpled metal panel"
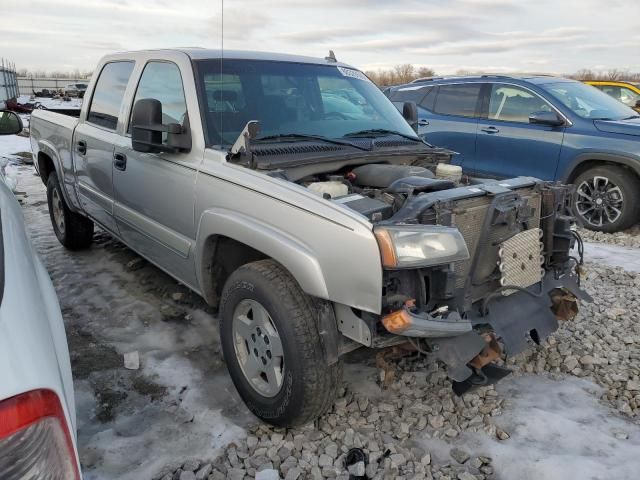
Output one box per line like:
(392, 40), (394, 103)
(498, 227), (543, 295)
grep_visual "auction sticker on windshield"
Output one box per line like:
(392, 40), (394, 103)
(337, 66), (369, 82)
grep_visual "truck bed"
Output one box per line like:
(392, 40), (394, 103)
(30, 109), (79, 205)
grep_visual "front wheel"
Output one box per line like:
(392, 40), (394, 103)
(219, 259), (341, 427)
(573, 165), (640, 233)
(47, 172), (94, 249)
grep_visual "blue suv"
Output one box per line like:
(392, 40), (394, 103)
(387, 75), (640, 232)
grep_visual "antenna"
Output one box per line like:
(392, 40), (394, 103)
(325, 50), (337, 63)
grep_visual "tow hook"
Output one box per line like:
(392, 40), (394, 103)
(550, 288), (579, 321)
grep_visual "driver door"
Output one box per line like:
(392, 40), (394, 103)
(473, 83), (565, 180)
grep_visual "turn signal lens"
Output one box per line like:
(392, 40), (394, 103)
(382, 308), (412, 334)
(374, 228), (398, 267)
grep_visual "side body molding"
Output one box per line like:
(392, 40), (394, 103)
(195, 208), (329, 301)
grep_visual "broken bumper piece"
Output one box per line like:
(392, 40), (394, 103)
(382, 307), (472, 338)
(429, 272), (590, 395)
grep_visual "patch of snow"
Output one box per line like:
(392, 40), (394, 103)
(0, 133), (31, 160)
(583, 242), (640, 273)
(0, 135), (30, 190)
(454, 376), (640, 480)
(80, 368), (248, 480)
(17, 94), (82, 110)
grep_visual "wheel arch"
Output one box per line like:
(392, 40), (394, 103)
(37, 150), (56, 184)
(562, 153), (640, 183)
(195, 208), (330, 310)
(35, 140), (82, 211)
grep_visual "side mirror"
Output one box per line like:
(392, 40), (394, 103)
(0, 111), (23, 136)
(402, 101), (418, 132)
(529, 111), (564, 127)
(131, 98), (191, 153)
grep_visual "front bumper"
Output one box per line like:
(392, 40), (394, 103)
(395, 271), (591, 389)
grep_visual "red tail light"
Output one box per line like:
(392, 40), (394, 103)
(0, 389), (80, 480)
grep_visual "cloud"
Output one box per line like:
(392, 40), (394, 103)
(1, 0), (637, 76)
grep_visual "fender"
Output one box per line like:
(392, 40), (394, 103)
(560, 152), (640, 182)
(195, 208), (329, 302)
(35, 139), (83, 212)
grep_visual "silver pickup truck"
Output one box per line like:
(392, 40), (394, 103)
(30, 48), (588, 427)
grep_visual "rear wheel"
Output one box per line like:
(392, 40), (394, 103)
(219, 259), (341, 427)
(47, 172), (94, 249)
(573, 165), (640, 232)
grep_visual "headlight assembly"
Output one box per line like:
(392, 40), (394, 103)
(374, 225), (470, 268)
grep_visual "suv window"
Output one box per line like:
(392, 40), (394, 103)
(419, 87), (437, 111)
(389, 86), (430, 104)
(433, 84), (481, 117)
(129, 61), (188, 139)
(488, 84), (552, 123)
(87, 61), (134, 130)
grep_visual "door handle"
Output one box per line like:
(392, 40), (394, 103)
(481, 126), (500, 134)
(77, 140), (87, 155)
(418, 119), (430, 126)
(113, 152), (127, 171)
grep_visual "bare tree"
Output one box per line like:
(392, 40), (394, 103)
(393, 64), (415, 84)
(365, 64), (437, 86)
(416, 66), (436, 78)
(606, 68), (622, 81)
(568, 69), (595, 80)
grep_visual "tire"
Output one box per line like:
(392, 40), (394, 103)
(46, 172), (94, 249)
(219, 259), (341, 427)
(573, 165), (640, 233)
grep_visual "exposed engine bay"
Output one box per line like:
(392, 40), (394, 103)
(289, 158), (590, 394)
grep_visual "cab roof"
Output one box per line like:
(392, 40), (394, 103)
(107, 47), (355, 69)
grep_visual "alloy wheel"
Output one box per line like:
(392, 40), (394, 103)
(575, 175), (624, 227)
(232, 299), (285, 397)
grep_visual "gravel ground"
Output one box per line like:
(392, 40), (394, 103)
(9, 160), (640, 480)
(578, 225), (640, 249)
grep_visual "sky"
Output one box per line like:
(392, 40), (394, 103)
(3, 0), (640, 75)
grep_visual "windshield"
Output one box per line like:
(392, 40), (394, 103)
(194, 59), (417, 146)
(541, 81), (638, 120)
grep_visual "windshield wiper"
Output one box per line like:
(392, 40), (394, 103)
(254, 133), (369, 151)
(343, 128), (423, 143)
(622, 115), (640, 120)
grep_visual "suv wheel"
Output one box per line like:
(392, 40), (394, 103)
(573, 165), (640, 232)
(47, 172), (94, 249)
(219, 259), (341, 427)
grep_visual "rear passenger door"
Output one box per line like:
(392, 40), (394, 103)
(112, 60), (200, 287)
(417, 83), (483, 167)
(74, 61), (135, 233)
(474, 83), (565, 180)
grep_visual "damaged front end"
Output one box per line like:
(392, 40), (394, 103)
(366, 177), (591, 395)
